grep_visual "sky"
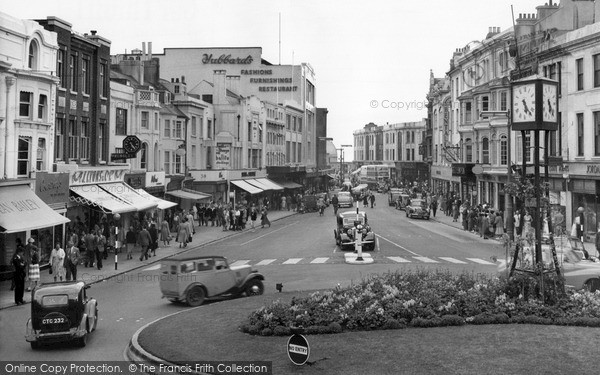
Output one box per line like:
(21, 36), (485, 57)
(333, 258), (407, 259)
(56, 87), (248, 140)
(4, 0), (547, 160)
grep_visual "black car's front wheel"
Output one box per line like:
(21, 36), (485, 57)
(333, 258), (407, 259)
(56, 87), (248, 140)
(30, 341), (40, 350)
(584, 278), (600, 292)
(245, 279), (264, 296)
(186, 286), (206, 307)
(75, 333), (87, 348)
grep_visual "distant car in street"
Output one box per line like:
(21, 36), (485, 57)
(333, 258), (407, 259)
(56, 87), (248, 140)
(406, 198), (430, 220)
(388, 188), (404, 206)
(159, 255), (264, 307)
(333, 210), (376, 251)
(26, 281), (98, 349)
(337, 191), (354, 208)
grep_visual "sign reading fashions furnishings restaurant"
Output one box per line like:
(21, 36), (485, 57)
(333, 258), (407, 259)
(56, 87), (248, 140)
(69, 167), (128, 186)
(35, 172), (70, 205)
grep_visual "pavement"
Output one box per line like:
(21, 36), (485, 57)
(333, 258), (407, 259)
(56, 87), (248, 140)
(0, 209), (298, 310)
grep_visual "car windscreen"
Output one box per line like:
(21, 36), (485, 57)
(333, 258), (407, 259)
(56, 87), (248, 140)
(41, 294), (69, 307)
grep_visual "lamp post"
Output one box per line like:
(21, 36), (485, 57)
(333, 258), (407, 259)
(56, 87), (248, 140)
(340, 144), (352, 183)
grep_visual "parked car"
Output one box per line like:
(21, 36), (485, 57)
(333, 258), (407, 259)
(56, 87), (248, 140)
(333, 210), (376, 251)
(406, 198), (430, 220)
(159, 255), (264, 307)
(26, 281), (98, 349)
(337, 191), (354, 208)
(498, 237), (600, 292)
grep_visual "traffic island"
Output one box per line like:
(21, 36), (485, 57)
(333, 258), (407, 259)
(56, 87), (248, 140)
(344, 252), (374, 264)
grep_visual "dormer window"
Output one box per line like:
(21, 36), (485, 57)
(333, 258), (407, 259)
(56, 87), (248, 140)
(174, 85), (180, 94)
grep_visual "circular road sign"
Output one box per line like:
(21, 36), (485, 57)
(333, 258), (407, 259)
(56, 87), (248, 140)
(287, 334), (310, 365)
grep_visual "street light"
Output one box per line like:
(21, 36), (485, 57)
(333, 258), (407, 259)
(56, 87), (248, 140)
(339, 145), (352, 183)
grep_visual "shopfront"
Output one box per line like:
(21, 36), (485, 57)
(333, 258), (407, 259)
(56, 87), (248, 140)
(451, 163), (476, 206)
(431, 165), (461, 197)
(0, 180), (70, 271)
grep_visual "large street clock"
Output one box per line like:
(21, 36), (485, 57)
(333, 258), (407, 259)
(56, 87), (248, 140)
(511, 76), (558, 131)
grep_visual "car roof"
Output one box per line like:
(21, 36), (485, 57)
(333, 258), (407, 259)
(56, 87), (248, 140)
(339, 210), (366, 217)
(338, 191), (351, 195)
(34, 281), (86, 296)
(165, 254), (227, 262)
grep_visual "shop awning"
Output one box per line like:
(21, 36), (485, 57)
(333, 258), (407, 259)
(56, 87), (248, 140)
(136, 189), (178, 210)
(230, 180), (263, 195)
(100, 183), (157, 211)
(70, 185), (137, 214)
(0, 185), (71, 233)
(274, 181), (303, 189)
(166, 189), (212, 201)
(253, 178), (284, 191)
(245, 179), (271, 191)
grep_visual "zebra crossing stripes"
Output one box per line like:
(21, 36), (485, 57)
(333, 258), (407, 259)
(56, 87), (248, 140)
(387, 256), (411, 263)
(282, 258), (303, 264)
(438, 257), (468, 264)
(255, 259), (277, 266)
(413, 256), (439, 263)
(310, 257), (329, 264)
(466, 257), (496, 265)
(229, 260), (250, 267)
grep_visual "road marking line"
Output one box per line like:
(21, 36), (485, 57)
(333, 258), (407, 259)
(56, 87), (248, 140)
(387, 256), (411, 263)
(255, 259), (277, 266)
(282, 258), (303, 264)
(377, 234), (421, 256)
(238, 221), (298, 246)
(439, 257), (467, 264)
(466, 258), (496, 265)
(230, 260), (250, 267)
(311, 257), (329, 264)
(142, 264), (161, 271)
(413, 256), (439, 263)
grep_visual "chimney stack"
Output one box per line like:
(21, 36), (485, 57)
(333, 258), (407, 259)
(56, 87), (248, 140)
(148, 42), (152, 60)
(142, 42), (146, 60)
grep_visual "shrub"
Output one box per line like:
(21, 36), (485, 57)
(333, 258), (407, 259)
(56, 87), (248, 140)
(273, 326), (291, 336)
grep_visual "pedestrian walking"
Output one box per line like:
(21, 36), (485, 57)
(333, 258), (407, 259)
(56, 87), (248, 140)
(369, 193), (376, 208)
(138, 226), (152, 260)
(281, 196), (287, 210)
(95, 230), (105, 270)
(481, 214), (490, 240)
(64, 241), (80, 281)
(125, 226), (137, 260)
(149, 223), (158, 257)
(250, 204), (258, 231)
(452, 202), (459, 222)
(176, 218), (191, 248)
(261, 207), (271, 228)
(26, 238), (40, 291)
(83, 230), (97, 268)
(187, 210), (196, 235)
(160, 220), (170, 246)
(331, 194), (339, 216)
(50, 243), (66, 282)
(362, 194), (368, 208)
(430, 200), (438, 218)
(12, 245), (27, 305)
(494, 211), (505, 238)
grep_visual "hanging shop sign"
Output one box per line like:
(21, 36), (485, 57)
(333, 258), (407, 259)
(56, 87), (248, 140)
(35, 172), (70, 205)
(146, 171), (166, 187)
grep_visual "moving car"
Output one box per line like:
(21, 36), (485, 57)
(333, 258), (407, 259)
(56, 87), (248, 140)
(26, 281), (98, 349)
(406, 198), (430, 220)
(388, 188), (404, 206)
(337, 191), (354, 208)
(395, 193), (411, 211)
(159, 255), (264, 307)
(333, 210), (376, 251)
(498, 237), (600, 292)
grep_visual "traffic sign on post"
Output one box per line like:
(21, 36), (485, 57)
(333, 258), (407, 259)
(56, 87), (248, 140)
(287, 334), (310, 365)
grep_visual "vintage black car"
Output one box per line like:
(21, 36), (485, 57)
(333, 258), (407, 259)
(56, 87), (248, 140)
(406, 198), (431, 220)
(26, 281), (98, 349)
(333, 210), (376, 251)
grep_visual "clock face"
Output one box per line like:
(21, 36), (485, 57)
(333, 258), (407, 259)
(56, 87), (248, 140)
(123, 136), (141, 153)
(512, 84), (536, 123)
(542, 84), (557, 122)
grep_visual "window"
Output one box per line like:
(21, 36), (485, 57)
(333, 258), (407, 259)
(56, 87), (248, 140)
(594, 112), (600, 156)
(174, 85), (180, 94)
(68, 119), (78, 159)
(140, 143), (147, 169)
(577, 113), (584, 156)
(465, 138), (473, 163)
(594, 54), (600, 88)
(482, 138), (489, 164)
(207, 119), (212, 139)
(191, 116), (197, 136)
(500, 135), (508, 165)
(154, 113), (159, 131)
(38, 94), (47, 120)
(115, 108), (127, 135)
(17, 137), (30, 177)
(175, 154), (182, 174)
(175, 120), (182, 139)
(28, 41), (38, 69)
(292, 117), (297, 131)
(500, 91), (507, 111)
(191, 145), (197, 168)
(80, 120), (89, 160)
(298, 118), (303, 132)
(36, 138), (46, 171)
(248, 121), (252, 142)
(81, 58), (90, 94)
(69, 54), (77, 91)
(482, 96), (489, 112)
(98, 122), (106, 161)
(141, 111), (149, 129)
(524, 132), (531, 162)
(576, 58), (584, 91)
(19, 91), (32, 117)
(164, 151), (171, 174)
(465, 101), (472, 123)
(286, 114), (291, 130)
(164, 119), (171, 138)
(99, 63), (107, 97)
(55, 118), (64, 160)
(57, 49), (65, 87)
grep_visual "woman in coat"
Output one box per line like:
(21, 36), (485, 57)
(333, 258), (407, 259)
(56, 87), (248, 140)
(176, 218), (191, 248)
(49, 242), (66, 282)
(160, 220), (170, 246)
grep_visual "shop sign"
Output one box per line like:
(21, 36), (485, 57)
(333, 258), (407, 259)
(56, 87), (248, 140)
(146, 171), (166, 187)
(35, 172), (69, 205)
(451, 163), (474, 177)
(215, 143), (231, 169)
(125, 173), (145, 189)
(202, 54), (253, 64)
(70, 168), (128, 186)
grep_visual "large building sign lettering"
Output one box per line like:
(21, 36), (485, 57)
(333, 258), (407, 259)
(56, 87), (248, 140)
(202, 54), (253, 64)
(70, 169), (127, 185)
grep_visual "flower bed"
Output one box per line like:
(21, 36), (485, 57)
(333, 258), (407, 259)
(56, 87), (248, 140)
(240, 269), (600, 336)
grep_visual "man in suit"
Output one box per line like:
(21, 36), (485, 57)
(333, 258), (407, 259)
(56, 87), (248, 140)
(64, 241), (80, 281)
(12, 244), (27, 305)
(138, 226), (152, 261)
